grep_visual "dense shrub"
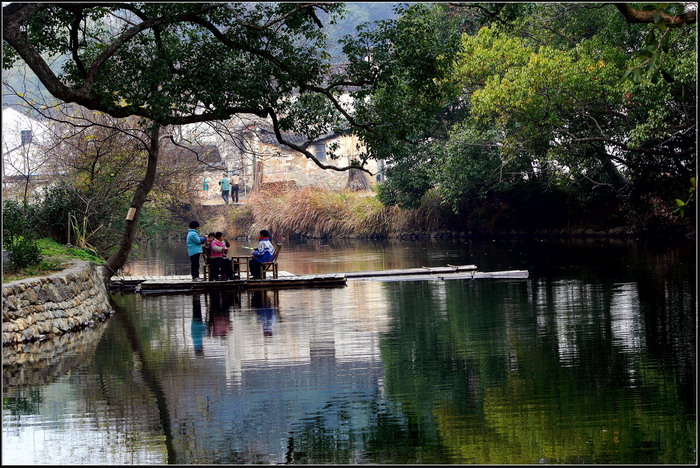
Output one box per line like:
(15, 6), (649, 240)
(7, 237), (43, 269)
(2, 199), (31, 246)
(30, 183), (86, 244)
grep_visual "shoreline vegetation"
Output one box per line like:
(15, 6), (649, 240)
(4, 187), (693, 283)
(197, 188), (695, 242)
(2, 238), (104, 284)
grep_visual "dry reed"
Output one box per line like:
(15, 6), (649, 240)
(235, 187), (452, 239)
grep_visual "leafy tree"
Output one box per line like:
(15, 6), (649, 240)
(455, 5), (695, 217)
(433, 124), (509, 213)
(344, 3), (695, 232)
(2, 3), (363, 275)
(2, 199), (30, 247)
(340, 3), (475, 208)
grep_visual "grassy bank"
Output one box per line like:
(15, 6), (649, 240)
(2, 238), (104, 283)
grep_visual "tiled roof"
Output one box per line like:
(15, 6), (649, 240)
(246, 124), (339, 149)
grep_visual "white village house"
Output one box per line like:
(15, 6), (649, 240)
(2, 106), (52, 198)
(179, 113), (382, 201)
(3, 105), (382, 204)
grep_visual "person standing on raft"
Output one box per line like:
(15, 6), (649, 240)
(186, 221), (205, 281)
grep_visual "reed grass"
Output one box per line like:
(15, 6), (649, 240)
(234, 187), (453, 238)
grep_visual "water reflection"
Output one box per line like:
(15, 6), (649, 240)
(251, 290), (278, 336)
(378, 279), (696, 464)
(2, 239), (696, 464)
(191, 295), (205, 356)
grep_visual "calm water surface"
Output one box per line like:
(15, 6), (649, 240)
(2, 238), (696, 464)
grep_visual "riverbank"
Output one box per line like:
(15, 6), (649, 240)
(184, 188), (695, 242)
(2, 260), (114, 346)
(2, 238), (105, 284)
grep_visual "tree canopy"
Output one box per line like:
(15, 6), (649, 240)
(3, 2), (696, 239)
(338, 2), (695, 224)
(3, 2), (363, 171)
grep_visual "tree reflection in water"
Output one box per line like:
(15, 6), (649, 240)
(2, 239), (695, 464)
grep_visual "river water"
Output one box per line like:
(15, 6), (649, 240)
(2, 237), (696, 464)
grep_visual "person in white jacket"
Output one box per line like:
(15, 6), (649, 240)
(249, 229), (274, 279)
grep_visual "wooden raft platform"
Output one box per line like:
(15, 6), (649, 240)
(110, 264), (528, 294)
(348, 270), (529, 282)
(113, 272), (346, 294)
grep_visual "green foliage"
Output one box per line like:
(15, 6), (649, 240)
(621, 4), (692, 84)
(344, 3), (470, 163)
(434, 123), (510, 213)
(673, 177), (696, 218)
(350, 2), (694, 232)
(29, 183), (86, 244)
(2, 199), (31, 247)
(338, 4), (477, 208)
(3, 179), (175, 260)
(7, 237), (43, 269)
(377, 147), (435, 210)
(36, 238), (104, 264)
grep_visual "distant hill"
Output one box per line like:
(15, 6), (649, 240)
(324, 3), (399, 58)
(2, 63), (54, 112)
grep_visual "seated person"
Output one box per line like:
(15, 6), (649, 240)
(222, 233), (240, 278)
(210, 232), (235, 280)
(249, 229), (275, 279)
(202, 232), (215, 258)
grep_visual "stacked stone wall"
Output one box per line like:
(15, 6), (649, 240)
(2, 261), (114, 346)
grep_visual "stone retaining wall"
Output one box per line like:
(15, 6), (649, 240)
(2, 261), (114, 346)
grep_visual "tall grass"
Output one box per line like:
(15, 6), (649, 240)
(234, 188), (454, 238)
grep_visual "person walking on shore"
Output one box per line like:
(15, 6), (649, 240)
(230, 173), (240, 203)
(218, 173), (231, 204)
(202, 176), (210, 199)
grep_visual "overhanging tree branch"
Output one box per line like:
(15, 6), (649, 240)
(267, 107), (373, 175)
(613, 3), (696, 26)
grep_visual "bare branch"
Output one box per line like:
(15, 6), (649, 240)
(223, 3), (330, 31)
(266, 108), (373, 175)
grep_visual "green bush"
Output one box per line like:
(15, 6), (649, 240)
(31, 183), (85, 244)
(8, 237), (43, 269)
(2, 199), (31, 247)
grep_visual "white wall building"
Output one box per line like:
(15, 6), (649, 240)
(2, 107), (51, 194)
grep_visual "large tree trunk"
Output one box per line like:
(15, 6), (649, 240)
(346, 167), (371, 191)
(596, 146), (629, 191)
(102, 125), (161, 278)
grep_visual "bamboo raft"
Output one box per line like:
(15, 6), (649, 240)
(109, 264), (528, 294)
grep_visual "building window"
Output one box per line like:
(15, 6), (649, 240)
(20, 130), (33, 146)
(315, 143), (326, 161)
